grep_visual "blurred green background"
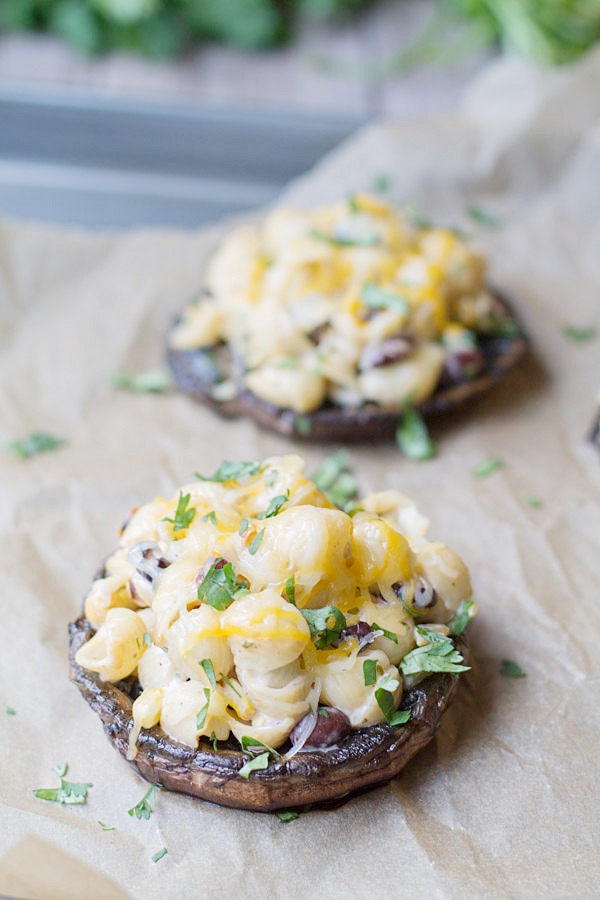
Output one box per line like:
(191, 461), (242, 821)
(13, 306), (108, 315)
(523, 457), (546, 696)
(0, 0), (598, 65)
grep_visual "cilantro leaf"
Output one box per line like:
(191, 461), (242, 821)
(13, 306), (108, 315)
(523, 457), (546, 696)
(5, 706), (16, 716)
(240, 736), (280, 757)
(284, 575), (296, 605)
(467, 205), (501, 228)
(294, 414), (312, 436)
(375, 688), (411, 726)
(525, 496), (543, 509)
(238, 751), (270, 779)
(98, 821), (115, 831)
(33, 774), (93, 805)
(500, 659), (526, 678)
(52, 762), (68, 778)
(195, 460), (261, 483)
(111, 369), (171, 393)
(249, 529), (264, 555)
(8, 432), (66, 459)
(301, 606), (346, 649)
(372, 622), (399, 643)
(276, 810), (300, 822)
(360, 283), (409, 314)
(400, 629), (470, 676)
(363, 658), (377, 686)
(163, 492), (196, 532)
(201, 510), (218, 526)
(209, 731), (219, 751)
(128, 785), (155, 820)
(221, 673), (241, 696)
(472, 458), (502, 478)
(197, 559), (240, 610)
(309, 227), (379, 248)
(200, 658), (217, 691)
(196, 688), (212, 730)
(449, 599), (476, 636)
(562, 325), (597, 343)
(143, 631), (152, 646)
(372, 174), (391, 193)
(396, 409), (436, 461)
(312, 451), (358, 509)
(151, 847), (168, 863)
(257, 491), (289, 519)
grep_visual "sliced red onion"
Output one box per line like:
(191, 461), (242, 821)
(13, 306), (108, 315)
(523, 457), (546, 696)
(285, 678), (321, 759)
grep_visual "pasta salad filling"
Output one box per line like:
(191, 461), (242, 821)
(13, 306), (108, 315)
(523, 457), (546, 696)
(75, 455), (476, 758)
(169, 194), (513, 413)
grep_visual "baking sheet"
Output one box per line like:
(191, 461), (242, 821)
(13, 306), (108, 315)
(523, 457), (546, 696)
(1, 48), (600, 900)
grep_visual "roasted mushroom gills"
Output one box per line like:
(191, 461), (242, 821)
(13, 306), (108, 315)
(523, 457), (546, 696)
(71, 454), (476, 810)
(168, 194), (527, 439)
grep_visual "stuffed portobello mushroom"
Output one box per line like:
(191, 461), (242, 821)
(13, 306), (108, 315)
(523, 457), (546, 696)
(70, 454), (476, 812)
(167, 195), (527, 441)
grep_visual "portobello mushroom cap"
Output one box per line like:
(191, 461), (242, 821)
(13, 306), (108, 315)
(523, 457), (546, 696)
(69, 614), (468, 812)
(167, 289), (527, 442)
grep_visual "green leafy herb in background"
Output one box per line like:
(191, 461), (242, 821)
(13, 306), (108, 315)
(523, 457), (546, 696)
(111, 369), (172, 392)
(500, 658), (527, 678)
(128, 785), (156, 820)
(163, 492), (196, 532)
(396, 408), (437, 461)
(472, 457), (502, 478)
(313, 450), (358, 509)
(8, 432), (66, 459)
(33, 766), (93, 805)
(1, 1), (598, 66)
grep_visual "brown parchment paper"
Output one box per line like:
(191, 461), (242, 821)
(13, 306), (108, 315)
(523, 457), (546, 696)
(1, 50), (600, 900)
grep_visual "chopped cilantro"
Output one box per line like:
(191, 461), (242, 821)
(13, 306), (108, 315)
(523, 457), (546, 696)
(8, 432), (66, 459)
(239, 518), (249, 535)
(163, 492), (196, 532)
(195, 460), (261, 483)
(33, 773), (92, 805)
(363, 658), (377, 686)
(301, 606), (346, 649)
(52, 762), (68, 778)
(318, 708), (329, 718)
(200, 658), (217, 691)
(294, 414), (312, 436)
(196, 688), (212, 730)
(276, 810), (300, 822)
(360, 283), (409, 314)
(449, 599), (475, 636)
(372, 174), (391, 193)
(197, 559), (241, 610)
(400, 628), (470, 675)
(143, 631), (152, 646)
(284, 575), (296, 605)
(240, 736), (280, 757)
(372, 622), (399, 643)
(5, 706), (16, 716)
(396, 408), (436, 461)
(472, 458), (502, 478)
(348, 194), (360, 213)
(375, 689), (411, 726)
(201, 510), (218, 526)
(467, 206), (501, 228)
(238, 751), (270, 779)
(111, 369), (171, 393)
(313, 451), (358, 509)
(258, 491), (289, 519)
(500, 659), (526, 678)
(525, 496), (543, 509)
(128, 785), (155, 820)
(249, 529), (264, 555)
(562, 325), (597, 343)
(98, 821), (115, 831)
(406, 206), (433, 230)
(221, 673), (241, 697)
(209, 731), (219, 751)
(151, 847), (168, 863)
(309, 227), (379, 248)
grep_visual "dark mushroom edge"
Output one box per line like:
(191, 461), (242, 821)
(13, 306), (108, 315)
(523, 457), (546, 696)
(69, 614), (469, 813)
(167, 289), (528, 443)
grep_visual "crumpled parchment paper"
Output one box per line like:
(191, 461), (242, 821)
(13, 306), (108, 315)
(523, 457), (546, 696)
(1, 48), (600, 900)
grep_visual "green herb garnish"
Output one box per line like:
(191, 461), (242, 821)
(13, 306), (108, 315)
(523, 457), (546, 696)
(374, 688), (411, 726)
(284, 575), (296, 605)
(201, 510), (218, 526)
(33, 773), (93, 805)
(467, 206), (501, 228)
(372, 174), (391, 193)
(5, 706), (16, 716)
(209, 731), (219, 751)
(249, 529), (265, 555)
(360, 282), (409, 314)
(525, 496), (543, 509)
(52, 762), (68, 778)
(151, 848), (168, 863)
(238, 751), (270, 779)
(128, 785), (155, 820)
(363, 658), (377, 686)
(98, 821), (115, 831)
(240, 736), (280, 757)
(111, 369), (171, 393)
(163, 492), (196, 532)
(195, 460), (261, 483)
(8, 432), (66, 459)
(294, 415), (312, 436)
(400, 628), (470, 676)
(472, 458), (502, 478)
(197, 560), (243, 610)
(318, 708), (329, 718)
(500, 659), (526, 678)
(562, 325), (597, 343)
(200, 658), (217, 691)
(348, 194), (361, 213)
(196, 688), (212, 730)
(276, 810), (300, 822)
(301, 606), (346, 649)
(143, 631), (152, 646)
(258, 491), (289, 519)
(220, 673), (241, 697)
(449, 599), (475, 636)
(313, 450), (358, 509)
(396, 408), (436, 461)
(372, 622), (399, 643)
(309, 227), (380, 248)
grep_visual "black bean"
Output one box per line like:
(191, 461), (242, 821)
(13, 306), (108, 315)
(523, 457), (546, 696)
(337, 621), (373, 645)
(291, 707), (351, 749)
